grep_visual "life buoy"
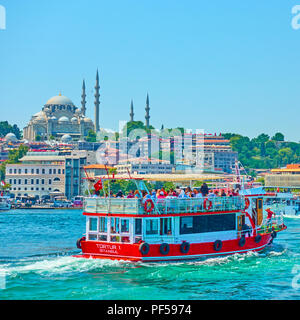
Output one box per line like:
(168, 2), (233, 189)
(255, 234), (262, 243)
(204, 198), (213, 211)
(244, 197), (250, 210)
(213, 240), (222, 251)
(144, 199), (154, 213)
(271, 231), (277, 239)
(238, 235), (246, 247)
(139, 242), (150, 255)
(180, 241), (190, 254)
(160, 243), (170, 255)
(76, 236), (86, 249)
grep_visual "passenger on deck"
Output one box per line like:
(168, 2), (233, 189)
(116, 190), (123, 198)
(200, 183), (209, 197)
(127, 190), (134, 198)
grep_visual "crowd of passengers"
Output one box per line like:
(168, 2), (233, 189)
(93, 183), (241, 200)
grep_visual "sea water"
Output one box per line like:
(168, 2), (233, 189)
(0, 209), (300, 300)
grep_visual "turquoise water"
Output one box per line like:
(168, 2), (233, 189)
(1, 209), (300, 300)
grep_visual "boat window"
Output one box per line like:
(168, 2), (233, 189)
(121, 219), (129, 233)
(89, 217), (98, 231)
(160, 218), (172, 235)
(110, 217), (120, 234)
(180, 214), (236, 234)
(135, 219), (142, 235)
(99, 217), (107, 233)
(88, 234), (97, 241)
(146, 219), (159, 235)
(98, 235), (107, 241)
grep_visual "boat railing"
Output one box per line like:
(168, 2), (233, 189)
(84, 196), (245, 215)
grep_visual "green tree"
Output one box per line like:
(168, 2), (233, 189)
(86, 130), (97, 142)
(272, 132), (284, 141)
(0, 121), (22, 139)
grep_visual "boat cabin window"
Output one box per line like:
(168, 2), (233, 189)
(89, 218), (98, 232)
(180, 214), (236, 234)
(110, 218), (120, 234)
(134, 218), (142, 243)
(160, 218), (172, 235)
(99, 217), (107, 233)
(146, 219), (159, 235)
(121, 219), (129, 233)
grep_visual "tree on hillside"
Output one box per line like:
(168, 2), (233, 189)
(0, 121), (22, 139)
(272, 132), (284, 141)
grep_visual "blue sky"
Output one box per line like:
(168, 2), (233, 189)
(1, 0), (300, 141)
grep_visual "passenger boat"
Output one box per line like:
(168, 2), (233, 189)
(74, 176), (287, 262)
(0, 194), (11, 210)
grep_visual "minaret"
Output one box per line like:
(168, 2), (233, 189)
(130, 99), (134, 122)
(81, 79), (86, 116)
(94, 70), (100, 132)
(145, 93), (150, 128)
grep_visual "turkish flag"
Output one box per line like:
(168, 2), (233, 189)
(94, 179), (103, 191)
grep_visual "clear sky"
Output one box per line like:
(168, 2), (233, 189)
(1, 0), (300, 141)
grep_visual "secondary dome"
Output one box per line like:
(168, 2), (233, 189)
(45, 95), (74, 106)
(61, 134), (72, 142)
(5, 133), (18, 142)
(58, 116), (69, 123)
(71, 117), (77, 123)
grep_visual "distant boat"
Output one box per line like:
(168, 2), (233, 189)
(0, 195), (11, 210)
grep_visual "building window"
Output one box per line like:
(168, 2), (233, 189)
(49, 179), (52, 185)
(14, 169), (17, 174)
(42, 169), (45, 174)
(24, 179), (27, 185)
(36, 169), (39, 174)
(9, 179), (12, 184)
(25, 169), (28, 174)
(31, 179), (34, 184)
(18, 169), (21, 174)
(58, 169), (61, 174)
(41, 179), (44, 184)
(9, 169), (12, 174)
(53, 169), (56, 174)
(53, 177), (60, 182)
(18, 179), (21, 184)
(49, 169), (52, 174)
(36, 179), (39, 184)
(31, 169), (34, 174)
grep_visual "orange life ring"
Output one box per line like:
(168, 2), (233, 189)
(144, 199), (154, 213)
(244, 197), (250, 210)
(204, 198), (212, 211)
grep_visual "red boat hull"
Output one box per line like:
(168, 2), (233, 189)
(74, 232), (276, 262)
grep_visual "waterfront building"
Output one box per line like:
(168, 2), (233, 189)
(116, 162), (175, 175)
(6, 152), (65, 198)
(265, 164), (300, 187)
(5, 150), (97, 199)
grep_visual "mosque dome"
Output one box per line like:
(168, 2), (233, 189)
(45, 94), (74, 106)
(61, 134), (72, 143)
(71, 117), (78, 123)
(33, 111), (45, 118)
(58, 116), (69, 123)
(50, 116), (57, 120)
(5, 133), (18, 142)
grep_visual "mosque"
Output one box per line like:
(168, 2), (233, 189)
(23, 71), (101, 142)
